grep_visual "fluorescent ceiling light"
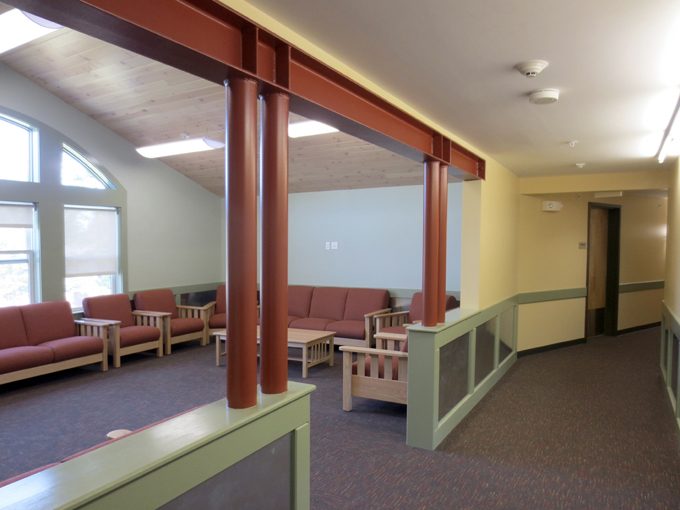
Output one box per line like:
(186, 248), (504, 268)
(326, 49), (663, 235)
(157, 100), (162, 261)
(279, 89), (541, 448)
(288, 120), (338, 138)
(0, 9), (61, 55)
(657, 91), (680, 164)
(136, 138), (224, 158)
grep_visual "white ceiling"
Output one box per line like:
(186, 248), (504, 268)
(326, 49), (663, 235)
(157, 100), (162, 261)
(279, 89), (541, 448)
(244, 0), (680, 176)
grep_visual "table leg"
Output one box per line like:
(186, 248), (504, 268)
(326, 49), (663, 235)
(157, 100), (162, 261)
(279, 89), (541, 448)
(215, 337), (220, 366)
(302, 343), (308, 378)
(329, 335), (334, 367)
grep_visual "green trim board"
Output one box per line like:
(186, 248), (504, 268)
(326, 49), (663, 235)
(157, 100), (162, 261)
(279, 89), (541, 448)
(0, 382), (315, 510)
(618, 280), (664, 293)
(517, 288), (586, 304)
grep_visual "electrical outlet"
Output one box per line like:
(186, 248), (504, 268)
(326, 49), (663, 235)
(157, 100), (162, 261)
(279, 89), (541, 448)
(578, 242), (587, 250)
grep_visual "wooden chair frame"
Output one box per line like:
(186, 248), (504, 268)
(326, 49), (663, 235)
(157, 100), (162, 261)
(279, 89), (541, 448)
(340, 338), (408, 411)
(161, 304), (211, 355)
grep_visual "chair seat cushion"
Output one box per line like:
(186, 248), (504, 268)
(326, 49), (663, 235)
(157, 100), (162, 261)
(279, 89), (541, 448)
(326, 320), (365, 339)
(351, 353), (399, 380)
(288, 317), (333, 331)
(170, 317), (204, 336)
(40, 336), (103, 362)
(0, 346), (54, 374)
(120, 326), (161, 347)
(0, 306), (28, 349)
(209, 312), (226, 329)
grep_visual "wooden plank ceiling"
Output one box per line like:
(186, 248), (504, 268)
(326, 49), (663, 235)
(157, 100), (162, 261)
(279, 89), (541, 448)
(0, 20), (428, 196)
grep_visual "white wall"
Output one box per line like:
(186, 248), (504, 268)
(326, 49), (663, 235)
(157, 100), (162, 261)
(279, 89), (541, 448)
(0, 64), (225, 293)
(288, 183), (462, 291)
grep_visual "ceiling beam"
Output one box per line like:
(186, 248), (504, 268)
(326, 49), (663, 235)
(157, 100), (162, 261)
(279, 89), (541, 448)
(6, 0), (484, 179)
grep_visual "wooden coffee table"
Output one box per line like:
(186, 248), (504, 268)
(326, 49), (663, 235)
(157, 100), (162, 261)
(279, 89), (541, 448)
(214, 327), (335, 378)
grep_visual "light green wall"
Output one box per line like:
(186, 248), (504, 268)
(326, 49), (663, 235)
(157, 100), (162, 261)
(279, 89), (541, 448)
(0, 64), (225, 296)
(288, 183), (462, 291)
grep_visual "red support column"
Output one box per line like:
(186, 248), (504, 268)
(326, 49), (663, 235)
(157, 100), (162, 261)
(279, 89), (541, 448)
(226, 77), (258, 408)
(422, 159), (440, 327)
(260, 92), (289, 394)
(438, 165), (448, 323)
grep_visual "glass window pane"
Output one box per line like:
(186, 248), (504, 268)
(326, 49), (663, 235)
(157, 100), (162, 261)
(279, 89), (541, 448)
(0, 227), (31, 251)
(0, 115), (32, 182)
(61, 146), (110, 189)
(0, 253), (31, 306)
(65, 275), (116, 309)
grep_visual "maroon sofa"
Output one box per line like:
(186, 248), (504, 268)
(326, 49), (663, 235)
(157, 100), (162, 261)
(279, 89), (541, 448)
(287, 286), (390, 347)
(0, 301), (108, 385)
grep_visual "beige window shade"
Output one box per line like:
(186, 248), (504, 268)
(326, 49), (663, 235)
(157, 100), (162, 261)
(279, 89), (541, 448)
(0, 203), (34, 228)
(64, 206), (118, 277)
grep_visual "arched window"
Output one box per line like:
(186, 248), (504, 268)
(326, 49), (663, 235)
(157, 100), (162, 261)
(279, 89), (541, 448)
(61, 144), (112, 190)
(0, 113), (36, 183)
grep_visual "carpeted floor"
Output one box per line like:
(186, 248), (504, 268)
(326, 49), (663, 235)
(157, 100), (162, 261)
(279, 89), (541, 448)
(1, 327), (679, 508)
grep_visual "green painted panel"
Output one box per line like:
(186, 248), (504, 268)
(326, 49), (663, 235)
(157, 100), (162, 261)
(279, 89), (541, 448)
(516, 288), (586, 304)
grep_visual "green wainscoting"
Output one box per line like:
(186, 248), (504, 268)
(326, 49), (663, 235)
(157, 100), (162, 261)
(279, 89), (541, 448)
(661, 301), (680, 432)
(0, 382), (315, 510)
(406, 299), (517, 450)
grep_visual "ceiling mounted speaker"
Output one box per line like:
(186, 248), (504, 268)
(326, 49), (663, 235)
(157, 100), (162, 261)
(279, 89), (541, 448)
(515, 59), (549, 78)
(529, 88), (560, 105)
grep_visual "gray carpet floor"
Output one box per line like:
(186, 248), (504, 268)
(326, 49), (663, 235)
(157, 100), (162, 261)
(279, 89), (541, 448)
(1, 327), (679, 508)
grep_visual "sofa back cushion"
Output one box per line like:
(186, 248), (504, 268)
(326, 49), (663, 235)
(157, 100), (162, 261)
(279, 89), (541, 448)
(309, 287), (348, 321)
(134, 289), (178, 319)
(0, 306), (28, 349)
(83, 294), (134, 328)
(288, 285), (314, 318)
(343, 288), (389, 321)
(409, 292), (459, 322)
(20, 301), (75, 345)
(215, 284), (227, 315)
(409, 292), (424, 322)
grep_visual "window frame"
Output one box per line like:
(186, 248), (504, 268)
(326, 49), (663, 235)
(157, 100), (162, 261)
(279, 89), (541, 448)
(0, 112), (38, 183)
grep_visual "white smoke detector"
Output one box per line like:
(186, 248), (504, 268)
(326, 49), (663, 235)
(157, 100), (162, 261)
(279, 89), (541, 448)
(515, 59), (549, 78)
(529, 88), (560, 105)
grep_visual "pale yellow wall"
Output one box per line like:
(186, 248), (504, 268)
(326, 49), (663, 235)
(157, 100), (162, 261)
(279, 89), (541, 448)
(518, 299), (585, 350)
(519, 169), (669, 195)
(618, 289), (664, 330)
(665, 159), (680, 317)
(477, 161), (519, 308)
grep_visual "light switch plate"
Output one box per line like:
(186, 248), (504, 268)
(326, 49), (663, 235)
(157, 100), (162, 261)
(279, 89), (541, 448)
(325, 241), (331, 250)
(331, 241), (338, 250)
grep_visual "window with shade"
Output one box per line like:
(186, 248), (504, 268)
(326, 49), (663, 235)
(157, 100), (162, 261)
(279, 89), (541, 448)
(0, 202), (37, 306)
(64, 206), (120, 309)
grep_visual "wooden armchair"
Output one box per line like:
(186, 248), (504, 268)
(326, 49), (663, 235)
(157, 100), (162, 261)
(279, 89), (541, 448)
(83, 293), (164, 368)
(340, 334), (408, 411)
(134, 289), (210, 355)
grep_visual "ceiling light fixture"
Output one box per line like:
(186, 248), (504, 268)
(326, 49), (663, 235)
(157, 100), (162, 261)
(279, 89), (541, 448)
(575, 162), (586, 168)
(0, 9), (61, 55)
(288, 120), (338, 138)
(136, 138), (224, 158)
(656, 91), (680, 164)
(529, 88), (560, 105)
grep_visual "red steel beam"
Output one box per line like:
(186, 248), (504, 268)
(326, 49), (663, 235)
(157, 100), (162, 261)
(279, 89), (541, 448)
(438, 165), (448, 323)
(260, 92), (290, 395)
(10, 0), (485, 179)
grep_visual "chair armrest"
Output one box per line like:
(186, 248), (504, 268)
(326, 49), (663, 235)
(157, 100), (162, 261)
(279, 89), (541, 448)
(75, 319), (116, 355)
(132, 310), (169, 329)
(339, 345), (408, 358)
(177, 304), (211, 323)
(364, 307), (391, 319)
(363, 307), (392, 347)
(132, 310), (172, 317)
(373, 310), (410, 334)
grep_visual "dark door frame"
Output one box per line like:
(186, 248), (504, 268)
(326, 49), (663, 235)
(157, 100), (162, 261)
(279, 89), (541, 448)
(586, 202), (621, 337)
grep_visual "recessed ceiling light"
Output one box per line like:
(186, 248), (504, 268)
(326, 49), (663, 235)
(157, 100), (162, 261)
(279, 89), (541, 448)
(288, 121), (338, 138)
(529, 88), (560, 105)
(136, 138), (224, 158)
(575, 162), (586, 168)
(0, 9), (61, 55)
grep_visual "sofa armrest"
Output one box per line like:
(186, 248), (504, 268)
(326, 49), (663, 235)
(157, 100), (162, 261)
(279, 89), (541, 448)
(132, 310), (169, 329)
(74, 319), (112, 360)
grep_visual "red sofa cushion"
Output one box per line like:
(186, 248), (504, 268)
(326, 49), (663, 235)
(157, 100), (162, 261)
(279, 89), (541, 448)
(326, 320), (365, 339)
(289, 317), (334, 331)
(215, 284), (226, 315)
(119, 326), (161, 347)
(20, 301), (76, 345)
(134, 289), (178, 319)
(0, 346), (54, 374)
(209, 312), (226, 329)
(83, 294), (134, 328)
(308, 287), (347, 321)
(409, 292), (424, 323)
(170, 317), (204, 336)
(343, 288), (389, 321)
(288, 286), (314, 318)
(41, 336), (103, 361)
(0, 306), (28, 349)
